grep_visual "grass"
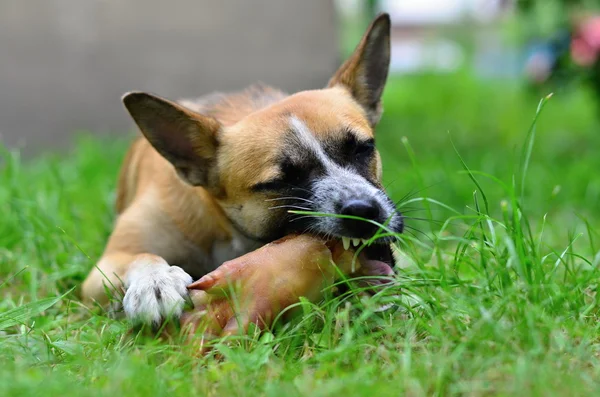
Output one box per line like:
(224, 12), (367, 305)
(1, 71), (600, 396)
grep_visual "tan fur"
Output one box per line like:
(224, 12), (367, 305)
(81, 14), (392, 317)
(115, 137), (144, 213)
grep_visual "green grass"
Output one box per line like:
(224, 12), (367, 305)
(1, 72), (600, 396)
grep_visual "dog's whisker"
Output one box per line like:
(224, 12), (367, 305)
(393, 182), (444, 208)
(403, 225), (431, 234)
(268, 205), (312, 211)
(402, 229), (421, 242)
(264, 196), (315, 204)
(382, 176), (402, 191)
(402, 227), (436, 245)
(393, 189), (422, 207)
(289, 215), (320, 223)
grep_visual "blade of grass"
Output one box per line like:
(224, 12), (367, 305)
(519, 93), (553, 203)
(0, 288), (74, 330)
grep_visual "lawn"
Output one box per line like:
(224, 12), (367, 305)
(1, 72), (600, 396)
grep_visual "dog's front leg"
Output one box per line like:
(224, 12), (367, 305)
(82, 252), (192, 327)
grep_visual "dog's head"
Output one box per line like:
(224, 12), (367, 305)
(122, 14), (402, 252)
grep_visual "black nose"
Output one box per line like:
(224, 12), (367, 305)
(340, 199), (381, 221)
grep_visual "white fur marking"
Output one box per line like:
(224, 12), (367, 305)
(288, 115), (402, 235)
(289, 116), (334, 168)
(123, 256), (193, 326)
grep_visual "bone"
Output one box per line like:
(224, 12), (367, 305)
(181, 234), (393, 352)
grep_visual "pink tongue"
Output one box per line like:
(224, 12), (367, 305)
(357, 255), (394, 289)
(360, 258), (394, 277)
(356, 255), (398, 311)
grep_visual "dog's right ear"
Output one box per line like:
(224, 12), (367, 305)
(122, 92), (221, 186)
(327, 13), (391, 127)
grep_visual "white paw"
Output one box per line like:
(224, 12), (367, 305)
(123, 257), (193, 326)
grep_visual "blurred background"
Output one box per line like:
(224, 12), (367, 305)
(2, 0), (599, 152)
(1, 0), (599, 230)
(0, 0), (600, 152)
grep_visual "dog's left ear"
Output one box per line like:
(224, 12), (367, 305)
(327, 13), (391, 127)
(122, 92), (221, 187)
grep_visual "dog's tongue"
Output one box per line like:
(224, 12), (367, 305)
(328, 240), (394, 284)
(355, 253), (394, 289)
(328, 239), (397, 311)
(359, 256), (394, 277)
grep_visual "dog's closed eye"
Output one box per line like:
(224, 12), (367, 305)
(251, 158), (320, 193)
(251, 179), (288, 192)
(353, 138), (375, 162)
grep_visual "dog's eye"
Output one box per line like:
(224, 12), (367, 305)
(251, 180), (286, 192)
(355, 140), (375, 160)
(251, 161), (306, 192)
(281, 161), (304, 184)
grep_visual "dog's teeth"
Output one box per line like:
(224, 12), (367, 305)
(361, 239), (369, 244)
(352, 238), (360, 247)
(342, 237), (350, 250)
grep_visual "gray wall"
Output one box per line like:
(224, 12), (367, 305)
(0, 0), (338, 154)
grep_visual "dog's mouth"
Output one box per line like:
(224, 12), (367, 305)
(327, 237), (395, 281)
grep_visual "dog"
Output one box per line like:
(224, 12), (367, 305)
(81, 13), (403, 327)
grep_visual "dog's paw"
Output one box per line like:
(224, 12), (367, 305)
(123, 257), (193, 327)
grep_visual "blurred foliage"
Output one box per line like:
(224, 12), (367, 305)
(507, 0), (600, 109)
(378, 72), (600, 239)
(512, 0), (598, 46)
(516, 0), (597, 30)
(364, 0), (378, 20)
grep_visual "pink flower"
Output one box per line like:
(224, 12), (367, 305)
(571, 16), (600, 66)
(579, 17), (600, 48)
(571, 37), (597, 66)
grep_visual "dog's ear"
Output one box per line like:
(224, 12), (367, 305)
(327, 13), (391, 127)
(122, 92), (221, 186)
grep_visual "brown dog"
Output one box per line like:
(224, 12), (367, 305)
(81, 13), (403, 326)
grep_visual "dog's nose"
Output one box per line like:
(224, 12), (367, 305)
(340, 199), (380, 221)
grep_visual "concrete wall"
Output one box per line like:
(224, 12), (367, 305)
(0, 0), (338, 154)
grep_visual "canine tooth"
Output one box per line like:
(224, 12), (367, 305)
(361, 238), (369, 244)
(342, 237), (350, 250)
(352, 238), (360, 247)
